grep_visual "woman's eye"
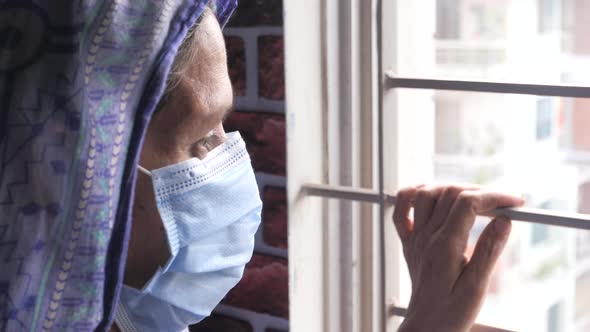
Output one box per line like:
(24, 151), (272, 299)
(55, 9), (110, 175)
(194, 131), (226, 157)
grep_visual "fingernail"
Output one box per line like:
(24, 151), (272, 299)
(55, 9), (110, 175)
(494, 217), (511, 235)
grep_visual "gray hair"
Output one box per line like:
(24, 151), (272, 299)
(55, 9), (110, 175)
(157, 2), (216, 111)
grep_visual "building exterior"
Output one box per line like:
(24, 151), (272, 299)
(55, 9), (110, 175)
(432, 0), (590, 331)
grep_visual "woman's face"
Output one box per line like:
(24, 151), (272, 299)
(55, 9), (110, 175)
(124, 9), (233, 290)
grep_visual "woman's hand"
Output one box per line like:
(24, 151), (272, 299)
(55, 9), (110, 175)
(393, 185), (524, 332)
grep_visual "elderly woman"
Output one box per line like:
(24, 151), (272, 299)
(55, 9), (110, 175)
(0, 0), (523, 331)
(112, 4), (262, 332)
(1, 1), (257, 331)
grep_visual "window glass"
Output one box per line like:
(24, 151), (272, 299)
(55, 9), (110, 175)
(536, 98), (555, 141)
(388, 1), (590, 330)
(393, 89), (590, 331)
(398, 0), (590, 85)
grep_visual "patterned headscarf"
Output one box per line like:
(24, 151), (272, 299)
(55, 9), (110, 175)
(0, 1), (236, 331)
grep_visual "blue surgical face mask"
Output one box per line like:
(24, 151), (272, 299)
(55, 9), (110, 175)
(115, 132), (262, 332)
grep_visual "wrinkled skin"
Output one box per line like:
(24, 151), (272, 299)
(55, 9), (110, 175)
(110, 8), (232, 332)
(394, 185), (524, 332)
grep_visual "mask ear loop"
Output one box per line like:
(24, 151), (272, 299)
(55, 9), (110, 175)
(137, 165), (152, 176)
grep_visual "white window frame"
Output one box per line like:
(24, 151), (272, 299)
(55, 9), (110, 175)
(285, 0), (381, 332)
(284, 1), (590, 332)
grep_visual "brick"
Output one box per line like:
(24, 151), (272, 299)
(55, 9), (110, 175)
(224, 112), (286, 176)
(225, 36), (246, 96)
(222, 254), (289, 319)
(227, 0), (283, 27)
(190, 315), (252, 332)
(262, 187), (287, 248)
(258, 36), (285, 100)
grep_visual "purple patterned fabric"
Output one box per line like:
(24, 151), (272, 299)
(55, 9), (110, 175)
(0, 1), (237, 331)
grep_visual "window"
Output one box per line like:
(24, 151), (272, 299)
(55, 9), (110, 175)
(547, 302), (565, 332)
(539, 0), (560, 34)
(436, 0), (460, 39)
(466, 2), (508, 40)
(532, 224), (550, 245)
(576, 272), (590, 331)
(532, 202), (553, 245)
(536, 98), (555, 140)
(383, 1), (590, 331)
(284, 1), (590, 332)
(434, 99), (462, 155)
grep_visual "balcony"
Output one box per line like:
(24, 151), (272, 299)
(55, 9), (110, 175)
(435, 40), (508, 79)
(435, 36), (562, 80)
(436, 40), (508, 66)
(561, 54), (590, 84)
(433, 154), (504, 184)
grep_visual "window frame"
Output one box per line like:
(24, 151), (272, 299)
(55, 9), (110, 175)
(285, 0), (381, 331)
(285, 0), (590, 332)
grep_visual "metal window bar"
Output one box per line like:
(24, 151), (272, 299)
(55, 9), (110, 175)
(385, 73), (590, 98)
(389, 306), (515, 332)
(302, 183), (590, 231)
(381, 73), (590, 332)
(301, 183), (590, 332)
(370, 2), (590, 332)
(302, 68), (590, 332)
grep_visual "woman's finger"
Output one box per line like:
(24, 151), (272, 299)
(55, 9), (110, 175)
(441, 190), (524, 255)
(459, 216), (512, 296)
(426, 185), (479, 234)
(393, 186), (419, 242)
(413, 186), (444, 234)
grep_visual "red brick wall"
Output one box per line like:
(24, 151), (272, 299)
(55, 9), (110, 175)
(191, 1), (288, 331)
